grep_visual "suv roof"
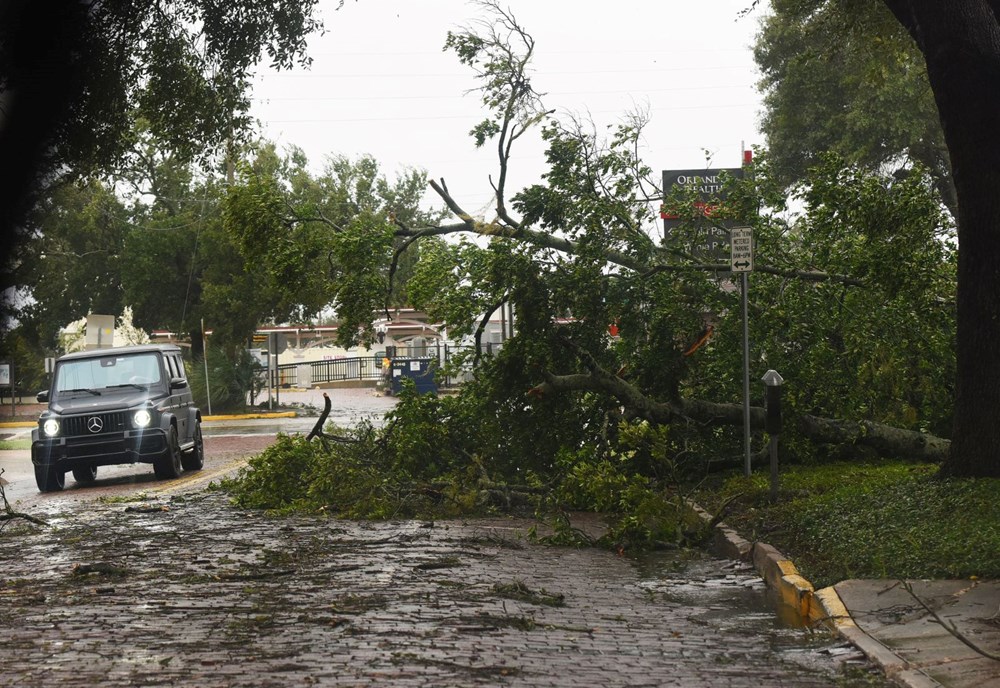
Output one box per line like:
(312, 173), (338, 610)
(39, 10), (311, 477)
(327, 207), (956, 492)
(56, 344), (184, 362)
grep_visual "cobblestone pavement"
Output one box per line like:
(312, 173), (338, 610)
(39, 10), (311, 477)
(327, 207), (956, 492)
(0, 492), (884, 687)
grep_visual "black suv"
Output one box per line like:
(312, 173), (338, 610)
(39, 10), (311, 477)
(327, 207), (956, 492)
(31, 344), (204, 492)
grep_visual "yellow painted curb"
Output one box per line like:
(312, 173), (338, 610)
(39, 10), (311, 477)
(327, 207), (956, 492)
(0, 421), (36, 429)
(811, 586), (855, 629)
(781, 572), (815, 619)
(751, 543), (818, 619)
(203, 412), (297, 421)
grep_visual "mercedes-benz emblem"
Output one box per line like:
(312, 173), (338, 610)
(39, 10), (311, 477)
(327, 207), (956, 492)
(87, 416), (104, 433)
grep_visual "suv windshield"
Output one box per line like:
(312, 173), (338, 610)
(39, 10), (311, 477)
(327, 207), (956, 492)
(54, 353), (162, 394)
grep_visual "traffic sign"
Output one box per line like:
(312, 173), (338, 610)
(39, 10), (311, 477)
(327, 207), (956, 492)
(730, 226), (753, 272)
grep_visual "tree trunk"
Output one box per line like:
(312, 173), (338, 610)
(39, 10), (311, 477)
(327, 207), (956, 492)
(532, 374), (950, 463)
(883, 0), (1000, 477)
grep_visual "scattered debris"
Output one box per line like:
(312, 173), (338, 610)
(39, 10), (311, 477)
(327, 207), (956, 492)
(492, 580), (565, 607)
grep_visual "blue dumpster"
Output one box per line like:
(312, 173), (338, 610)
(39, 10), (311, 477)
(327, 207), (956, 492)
(389, 358), (438, 395)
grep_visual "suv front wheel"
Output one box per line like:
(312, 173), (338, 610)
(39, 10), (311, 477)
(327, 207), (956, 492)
(35, 463), (65, 492)
(153, 425), (183, 480)
(72, 464), (98, 484)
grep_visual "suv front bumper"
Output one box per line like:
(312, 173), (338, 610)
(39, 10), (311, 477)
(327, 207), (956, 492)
(31, 427), (170, 470)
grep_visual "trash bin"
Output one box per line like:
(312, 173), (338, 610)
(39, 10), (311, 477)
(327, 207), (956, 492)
(389, 357), (437, 395)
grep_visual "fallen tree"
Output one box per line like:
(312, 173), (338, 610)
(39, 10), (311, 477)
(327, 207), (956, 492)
(532, 369), (950, 464)
(224, 2), (956, 472)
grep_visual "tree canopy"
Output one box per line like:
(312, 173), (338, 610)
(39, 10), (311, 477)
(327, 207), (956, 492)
(8, 143), (440, 360)
(754, 0), (953, 211)
(753, 0), (1000, 477)
(4, 0), (993, 480)
(218, 4), (966, 543)
(0, 0), (326, 296)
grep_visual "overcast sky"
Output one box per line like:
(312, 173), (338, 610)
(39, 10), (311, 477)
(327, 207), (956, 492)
(249, 0), (767, 215)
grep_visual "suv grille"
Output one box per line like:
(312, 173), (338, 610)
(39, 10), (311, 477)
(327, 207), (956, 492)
(59, 412), (129, 437)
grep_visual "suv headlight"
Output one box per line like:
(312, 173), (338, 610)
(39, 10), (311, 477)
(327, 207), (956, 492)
(133, 409), (152, 428)
(43, 419), (60, 437)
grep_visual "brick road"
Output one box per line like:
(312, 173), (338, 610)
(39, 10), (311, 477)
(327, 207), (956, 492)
(0, 491), (881, 687)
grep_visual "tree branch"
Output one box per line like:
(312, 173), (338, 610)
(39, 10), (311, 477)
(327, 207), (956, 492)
(0, 471), (48, 528)
(422, 179), (869, 289)
(900, 580), (1000, 662)
(473, 296), (507, 366)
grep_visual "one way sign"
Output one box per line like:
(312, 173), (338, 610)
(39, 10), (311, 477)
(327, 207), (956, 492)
(730, 226), (753, 273)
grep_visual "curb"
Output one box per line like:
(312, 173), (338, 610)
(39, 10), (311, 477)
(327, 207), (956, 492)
(692, 501), (944, 688)
(203, 412), (297, 422)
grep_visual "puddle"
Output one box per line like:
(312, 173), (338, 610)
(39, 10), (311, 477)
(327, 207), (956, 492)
(631, 549), (891, 686)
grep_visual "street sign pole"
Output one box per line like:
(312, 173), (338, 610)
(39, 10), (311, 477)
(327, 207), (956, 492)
(741, 272), (751, 477)
(202, 319), (212, 416)
(730, 226), (754, 476)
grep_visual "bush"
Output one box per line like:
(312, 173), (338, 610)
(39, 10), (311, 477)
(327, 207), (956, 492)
(187, 347), (261, 414)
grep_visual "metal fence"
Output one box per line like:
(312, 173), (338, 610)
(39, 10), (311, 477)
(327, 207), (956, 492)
(269, 344), (501, 389)
(271, 356), (382, 388)
(273, 364), (298, 388)
(309, 356), (383, 384)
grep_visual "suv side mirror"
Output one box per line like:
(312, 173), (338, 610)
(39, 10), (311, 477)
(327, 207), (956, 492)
(36, 390), (49, 403)
(170, 377), (188, 390)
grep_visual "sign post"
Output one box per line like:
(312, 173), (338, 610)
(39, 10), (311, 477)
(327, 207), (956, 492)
(271, 332), (279, 409)
(662, 156), (756, 475)
(202, 319), (212, 416)
(729, 226), (754, 476)
(0, 361), (11, 415)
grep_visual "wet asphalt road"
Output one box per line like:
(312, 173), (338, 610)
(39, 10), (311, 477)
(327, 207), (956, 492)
(0, 388), (395, 507)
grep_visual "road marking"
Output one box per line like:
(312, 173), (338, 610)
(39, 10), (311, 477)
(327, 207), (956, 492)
(203, 412), (296, 421)
(151, 456), (251, 497)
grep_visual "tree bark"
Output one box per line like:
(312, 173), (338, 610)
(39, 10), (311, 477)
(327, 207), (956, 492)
(532, 372), (950, 463)
(882, 0), (1000, 476)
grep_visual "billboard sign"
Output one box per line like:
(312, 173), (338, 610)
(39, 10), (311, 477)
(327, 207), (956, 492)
(661, 167), (743, 261)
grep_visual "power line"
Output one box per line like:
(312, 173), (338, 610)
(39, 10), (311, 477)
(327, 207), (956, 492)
(251, 84), (757, 103)
(260, 102), (758, 124)
(297, 48), (752, 58)
(254, 65), (754, 79)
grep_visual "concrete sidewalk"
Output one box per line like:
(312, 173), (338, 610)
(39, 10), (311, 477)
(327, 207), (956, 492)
(704, 513), (1000, 688)
(828, 579), (1000, 688)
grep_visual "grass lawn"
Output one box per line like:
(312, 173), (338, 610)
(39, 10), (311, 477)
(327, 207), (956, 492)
(0, 439), (31, 450)
(692, 460), (1000, 589)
